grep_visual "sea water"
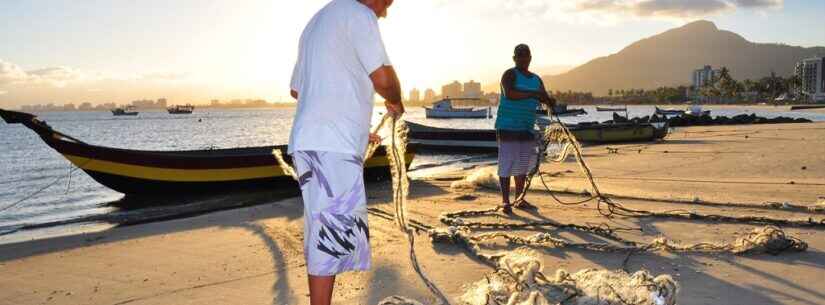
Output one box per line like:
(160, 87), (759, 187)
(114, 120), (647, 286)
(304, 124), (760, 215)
(1, 106), (823, 242)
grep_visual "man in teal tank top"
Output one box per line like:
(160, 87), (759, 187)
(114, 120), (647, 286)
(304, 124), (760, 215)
(494, 44), (555, 214)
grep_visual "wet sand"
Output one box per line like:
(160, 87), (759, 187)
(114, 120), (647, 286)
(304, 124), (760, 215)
(1, 122), (824, 305)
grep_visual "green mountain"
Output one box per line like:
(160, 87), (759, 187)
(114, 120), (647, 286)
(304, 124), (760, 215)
(544, 20), (825, 95)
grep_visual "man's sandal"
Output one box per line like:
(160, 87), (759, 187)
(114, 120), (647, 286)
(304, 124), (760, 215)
(514, 199), (538, 210)
(500, 203), (513, 215)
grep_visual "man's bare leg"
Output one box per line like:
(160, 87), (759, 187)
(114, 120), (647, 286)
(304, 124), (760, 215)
(514, 175), (526, 202)
(309, 275), (335, 305)
(513, 175), (537, 209)
(499, 177), (513, 213)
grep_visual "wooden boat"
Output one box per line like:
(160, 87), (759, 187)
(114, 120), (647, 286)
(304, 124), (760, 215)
(569, 122), (666, 143)
(168, 104), (195, 114)
(654, 106), (685, 116)
(535, 104), (587, 117)
(596, 106), (627, 112)
(790, 104), (825, 111)
(425, 98), (491, 119)
(685, 105), (710, 116)
(0, 109), (414, 198)
(111, 106), (139, 116)
(407, 121), (667, 152)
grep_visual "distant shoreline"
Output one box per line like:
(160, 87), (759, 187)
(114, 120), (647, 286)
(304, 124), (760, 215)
(12, 102), (825, 113)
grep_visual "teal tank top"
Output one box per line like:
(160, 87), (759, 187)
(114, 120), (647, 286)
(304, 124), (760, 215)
(495, 69), (540, 131)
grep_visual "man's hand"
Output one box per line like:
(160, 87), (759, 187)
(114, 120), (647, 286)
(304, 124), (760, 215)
(385, 100), (405, 119)
(369, 133), (382, 144)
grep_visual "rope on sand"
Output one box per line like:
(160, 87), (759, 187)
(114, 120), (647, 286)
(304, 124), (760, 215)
(515, 116), (825, 228)
(429, 225), (807, 259)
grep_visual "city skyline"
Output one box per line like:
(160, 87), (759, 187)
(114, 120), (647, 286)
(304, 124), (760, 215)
(2, 0), (824, 108)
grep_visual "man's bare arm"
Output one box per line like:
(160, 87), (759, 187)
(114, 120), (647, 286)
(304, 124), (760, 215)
(370, 65), (405, 116)
(537, 80), (555, 106)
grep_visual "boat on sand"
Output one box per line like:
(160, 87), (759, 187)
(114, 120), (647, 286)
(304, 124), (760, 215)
(0, 109), (414, 200)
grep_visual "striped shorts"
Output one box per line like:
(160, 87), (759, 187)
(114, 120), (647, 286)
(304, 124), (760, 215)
(293, 150), (371, 276)
(497, 131), (538, 177)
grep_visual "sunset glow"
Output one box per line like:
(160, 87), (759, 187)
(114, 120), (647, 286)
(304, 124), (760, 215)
(1, 0), (822, 107)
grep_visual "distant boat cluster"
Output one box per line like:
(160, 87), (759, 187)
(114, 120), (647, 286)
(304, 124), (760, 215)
(111, 104), (195, 116)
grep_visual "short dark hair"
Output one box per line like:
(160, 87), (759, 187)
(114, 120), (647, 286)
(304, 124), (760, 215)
(514, 44), (531, 56)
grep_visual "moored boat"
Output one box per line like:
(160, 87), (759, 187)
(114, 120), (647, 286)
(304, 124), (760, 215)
(111, 106), (139, 116)
(168, 104), (195, 114)
(0, 109), (414, 200)
(654, 106), (685, 116)
(536, 104), (587, 117)
(425, 98), (491, 119)
(596, 106), (627, 112)
(790, 104), (825, 111)
(407, 120), (667, 152)
(685, 105), (710, 116)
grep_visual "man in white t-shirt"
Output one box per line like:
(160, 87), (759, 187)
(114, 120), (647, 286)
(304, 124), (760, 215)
(288, 1), (403, 304)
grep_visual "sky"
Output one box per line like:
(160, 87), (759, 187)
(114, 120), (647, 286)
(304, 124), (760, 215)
(0, 0), (823, 108)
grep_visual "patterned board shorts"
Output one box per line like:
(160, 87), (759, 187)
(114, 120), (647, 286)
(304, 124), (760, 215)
(497, 132), (538, 177)
(293, 150), (371, 276)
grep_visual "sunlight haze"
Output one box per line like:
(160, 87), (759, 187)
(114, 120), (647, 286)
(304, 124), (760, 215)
(1, 0), (822, 108)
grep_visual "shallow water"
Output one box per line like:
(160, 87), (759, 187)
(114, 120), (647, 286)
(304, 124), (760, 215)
(0, 106), (822, 241)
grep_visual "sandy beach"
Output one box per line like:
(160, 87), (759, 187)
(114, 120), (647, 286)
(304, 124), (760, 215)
(1, 122), (824, 305)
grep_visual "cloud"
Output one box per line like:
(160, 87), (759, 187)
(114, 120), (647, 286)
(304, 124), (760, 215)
(576, 0), (734, 19)
(435, 0), (784, 24)
(0, 59), (29, 86)
(733, 0), (783, 8)
(0, 58), (187, 90)
(140, 72), (189, 81)
(27, 66), (85, 87)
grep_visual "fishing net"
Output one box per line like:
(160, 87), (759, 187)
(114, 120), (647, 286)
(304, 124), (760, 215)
(459, 249), (679, 305)
(450, 167), (500, 191)
(429, 224), (806, 258)
(273, 113), (816, 305)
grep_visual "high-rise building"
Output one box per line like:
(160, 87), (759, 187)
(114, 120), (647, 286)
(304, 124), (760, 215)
(692, 65), (719, 89)
(157, 98), (168, 108)
(409, 88), (420, 103)
(463, 80), (482, 98)
(424, 88), (436, 103)
(796, 57), (825, 102)
(442, 81), (462, 99)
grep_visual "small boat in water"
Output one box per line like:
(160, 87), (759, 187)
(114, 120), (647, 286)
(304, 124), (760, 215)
(111, 106), (139, 116)
(407, 120), (667, 152)
(596, 106), (627, 112)
(425, 98), (491, 119)
(168, 104), (195, 114)
(536, 104), (587, 117)
(654, 107), (685, 116)
(685, 105), (710, 116)
(790, 104), (825, 111)
(0, 109), (414, 200)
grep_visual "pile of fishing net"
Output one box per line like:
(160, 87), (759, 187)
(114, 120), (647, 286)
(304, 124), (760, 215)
(430, 223), (807, 257)
(647, 226), (807, 255)
(816, 197), (825, 212)
(450, 167), (500, 191)
(377, 248), (679, 305)
(460, 249), (678, 305)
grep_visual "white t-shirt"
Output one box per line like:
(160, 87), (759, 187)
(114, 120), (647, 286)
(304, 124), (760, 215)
(288, 0), (391, 156)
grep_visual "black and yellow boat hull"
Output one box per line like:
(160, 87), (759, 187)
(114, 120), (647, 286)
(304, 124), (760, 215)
(1, 109), (414, 197)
